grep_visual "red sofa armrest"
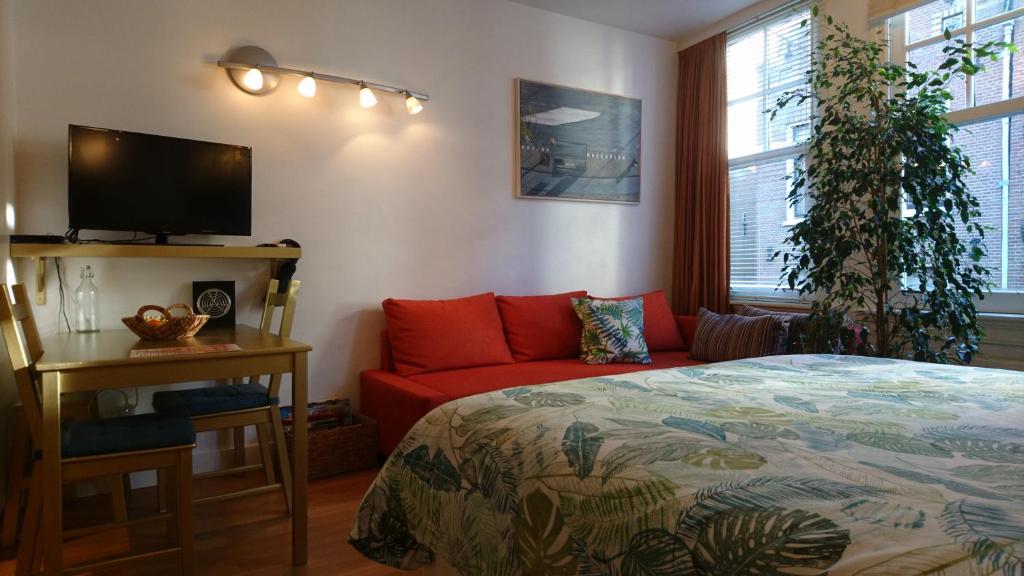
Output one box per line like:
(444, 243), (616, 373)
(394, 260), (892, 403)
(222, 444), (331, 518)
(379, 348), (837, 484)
(361, 369), (448, 455)
(674, 315), (698, 350)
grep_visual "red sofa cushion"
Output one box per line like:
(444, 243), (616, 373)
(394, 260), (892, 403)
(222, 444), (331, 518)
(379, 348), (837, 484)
(590, 290), (687, 352)
(496, 291), (587, 362)
(407, 351), (702, 400)
(382, 292), (514, 376)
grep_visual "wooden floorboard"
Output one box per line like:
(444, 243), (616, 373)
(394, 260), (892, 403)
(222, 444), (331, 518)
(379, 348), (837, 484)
(0, 468), (413, 575)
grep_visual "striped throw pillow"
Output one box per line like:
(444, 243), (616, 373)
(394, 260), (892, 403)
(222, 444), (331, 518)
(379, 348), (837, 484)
(735, 304), (811, 354)
(689, 308), (784, 362)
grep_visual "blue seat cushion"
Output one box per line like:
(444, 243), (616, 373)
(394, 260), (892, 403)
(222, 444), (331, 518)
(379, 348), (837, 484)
(151, 383), (276, 417)
(61, 412), (195, 459)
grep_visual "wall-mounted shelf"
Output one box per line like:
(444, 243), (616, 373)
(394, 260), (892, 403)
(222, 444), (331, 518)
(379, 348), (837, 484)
(10, 243), (301, 304)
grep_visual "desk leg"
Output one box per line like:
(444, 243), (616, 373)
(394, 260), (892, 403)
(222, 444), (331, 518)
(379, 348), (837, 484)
(291, 352), (308, 566)
(40, 372), (62, 576)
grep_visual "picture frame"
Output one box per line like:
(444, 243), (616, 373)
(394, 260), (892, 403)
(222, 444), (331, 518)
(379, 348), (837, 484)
(515, 78), (642, 204)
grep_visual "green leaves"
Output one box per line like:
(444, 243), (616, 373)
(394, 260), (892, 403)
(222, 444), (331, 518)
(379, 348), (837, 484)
(845, 431), (953, 458)
(403, 445), (463, 492)
(562, 421), (604, 480)
(514, 391), (586, 408)
(766, 12), (996, 363)
(691, 508), (850, 575)
(662, 417), (726, 441)
(621, 529), (696, 576)
(680, 446), (767, 470)
(774, 395), (819, 414)
(514, 489), (578, 576)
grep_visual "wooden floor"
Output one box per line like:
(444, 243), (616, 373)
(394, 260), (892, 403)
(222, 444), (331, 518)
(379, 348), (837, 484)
(0, 468), (412, 576)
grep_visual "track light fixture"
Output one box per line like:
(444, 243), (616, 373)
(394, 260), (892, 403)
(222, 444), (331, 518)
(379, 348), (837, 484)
(297, 74), (317, 98)
(404, 91), (423, 115)
(359, 82), (378, 108)
(218, 46), (429, 113)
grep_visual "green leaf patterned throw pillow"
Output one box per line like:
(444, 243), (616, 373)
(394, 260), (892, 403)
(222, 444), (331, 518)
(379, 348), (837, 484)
(571, 297), (652, 365)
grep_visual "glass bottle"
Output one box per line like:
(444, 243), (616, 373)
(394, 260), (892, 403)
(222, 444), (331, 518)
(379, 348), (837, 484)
(75, 265), (99, 332)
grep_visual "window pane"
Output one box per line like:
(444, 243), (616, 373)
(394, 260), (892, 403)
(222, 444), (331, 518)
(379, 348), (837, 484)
(907, 36), (968, 111)
(765, 12), (811, 91)
(727, 31), (764, 101)
(973, 16), (1023, 107)
(975, 0), (1024, 22)
(767, 89), (810, 149)
(730, 157), (799, 290)
(728, 98), (764, 158)
(951, 114), (1023, 292)
(906, 0), (966, 43)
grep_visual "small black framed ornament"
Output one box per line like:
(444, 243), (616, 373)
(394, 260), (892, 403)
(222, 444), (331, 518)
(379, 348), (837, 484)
(193, 281), (236, 328)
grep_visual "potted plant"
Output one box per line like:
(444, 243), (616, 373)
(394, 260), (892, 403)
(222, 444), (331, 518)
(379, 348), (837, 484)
(771, 8), (1015, 363)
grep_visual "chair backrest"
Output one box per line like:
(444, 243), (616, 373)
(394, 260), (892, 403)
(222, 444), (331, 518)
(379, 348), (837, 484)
(0, 284), (45, 448)
(259, 279), (300, 338)
(253, 279), (300, 397)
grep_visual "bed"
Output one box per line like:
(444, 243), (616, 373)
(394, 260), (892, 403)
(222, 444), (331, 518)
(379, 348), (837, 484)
(349, 354), (1024, 575)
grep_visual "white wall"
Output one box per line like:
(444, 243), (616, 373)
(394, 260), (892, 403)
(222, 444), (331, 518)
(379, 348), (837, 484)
(7, 0), (678, 428)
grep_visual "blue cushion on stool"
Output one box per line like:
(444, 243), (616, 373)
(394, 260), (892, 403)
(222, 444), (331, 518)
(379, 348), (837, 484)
(151, 383), (277, 417)
(61, 412), (196, 459)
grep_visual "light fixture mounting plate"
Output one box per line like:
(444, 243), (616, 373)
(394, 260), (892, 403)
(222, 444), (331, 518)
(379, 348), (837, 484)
(224, 45), (279, 95)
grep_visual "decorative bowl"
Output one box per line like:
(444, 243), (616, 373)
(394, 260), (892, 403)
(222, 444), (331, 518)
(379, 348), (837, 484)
(122, 303), (210, 341)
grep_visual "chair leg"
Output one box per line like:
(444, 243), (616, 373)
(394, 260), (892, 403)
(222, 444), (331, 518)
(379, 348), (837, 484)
(2, 409), (29, 548)
(176, 451), (194, 576)
(233, 426), (247, 474)
(232, 378), (247, 476)
(255, 423), (276, 485)
(270, 408), (293, 515)
(14, 474), (41, 576)
(109, 475), (128, 523)
(164, 466), (179, 547)
(157, 469), (168, 513)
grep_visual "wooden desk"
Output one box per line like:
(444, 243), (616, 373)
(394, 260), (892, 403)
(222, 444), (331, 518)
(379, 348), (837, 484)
(34, 326), (312, 574)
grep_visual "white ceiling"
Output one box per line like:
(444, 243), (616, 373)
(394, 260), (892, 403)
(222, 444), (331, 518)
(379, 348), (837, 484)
(507, 0), (765, 41)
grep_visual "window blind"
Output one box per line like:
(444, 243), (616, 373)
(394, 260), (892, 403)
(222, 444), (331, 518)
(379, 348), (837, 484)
(727, 3), (812, 297)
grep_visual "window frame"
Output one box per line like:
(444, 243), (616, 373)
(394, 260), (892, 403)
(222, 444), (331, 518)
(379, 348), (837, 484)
(727, 1), (815, 302)
(890, 2), (1024, 314)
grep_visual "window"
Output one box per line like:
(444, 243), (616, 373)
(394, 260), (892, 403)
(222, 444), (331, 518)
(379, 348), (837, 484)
(727, 3), (812, 298)
(891, 0), (1024, 312)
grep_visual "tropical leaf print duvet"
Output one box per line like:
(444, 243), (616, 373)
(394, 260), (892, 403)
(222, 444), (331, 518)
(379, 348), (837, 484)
(349, 355), (1024, 575)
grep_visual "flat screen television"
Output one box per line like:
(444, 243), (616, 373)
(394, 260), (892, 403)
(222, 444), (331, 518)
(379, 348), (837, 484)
(68, 125), (252, 243)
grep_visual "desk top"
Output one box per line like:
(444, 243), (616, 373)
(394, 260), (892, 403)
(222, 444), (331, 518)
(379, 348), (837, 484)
(37, 325), (311, 372)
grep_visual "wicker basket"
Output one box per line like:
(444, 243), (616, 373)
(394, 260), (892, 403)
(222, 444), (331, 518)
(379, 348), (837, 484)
(285, 414), (378, 479)
(122, 303), (210, 341)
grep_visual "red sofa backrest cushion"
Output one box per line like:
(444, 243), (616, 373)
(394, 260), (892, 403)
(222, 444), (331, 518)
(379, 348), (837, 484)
(496, 291), (587, 362)
(590, 290), (687, 352)
(382, 292), (514, 376)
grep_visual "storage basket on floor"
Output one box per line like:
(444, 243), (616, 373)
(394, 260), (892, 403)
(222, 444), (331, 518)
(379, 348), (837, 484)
(284, 414), (378, 479)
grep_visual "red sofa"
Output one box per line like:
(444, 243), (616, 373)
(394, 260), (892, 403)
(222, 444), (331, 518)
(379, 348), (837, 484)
(361, 291), (705, 454)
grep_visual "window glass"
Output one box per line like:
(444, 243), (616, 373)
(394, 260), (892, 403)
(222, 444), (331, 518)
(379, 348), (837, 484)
(973, 16), (1023, 107)
(729, 156), (803, 290)
(906, 0), (966, 43)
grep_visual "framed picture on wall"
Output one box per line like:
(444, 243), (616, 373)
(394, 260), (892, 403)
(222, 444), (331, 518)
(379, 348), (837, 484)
(515, 78), (641, 204)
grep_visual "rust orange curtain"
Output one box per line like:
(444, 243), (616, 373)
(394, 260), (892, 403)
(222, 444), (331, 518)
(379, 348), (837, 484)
(672, 32), (730, 315)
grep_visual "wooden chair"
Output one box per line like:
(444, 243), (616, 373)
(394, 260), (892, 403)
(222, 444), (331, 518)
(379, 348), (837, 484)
(0, 283), (195, 576)
(2, 401), (128, 550)
(152, 279), (299, 511)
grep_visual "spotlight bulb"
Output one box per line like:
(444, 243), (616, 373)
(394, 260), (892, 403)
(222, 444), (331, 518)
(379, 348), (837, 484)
(405, 92), (423, 115)
(297, 75), (317, 98)
(359, 82), (377, 108)
(242, 67), (264, 91)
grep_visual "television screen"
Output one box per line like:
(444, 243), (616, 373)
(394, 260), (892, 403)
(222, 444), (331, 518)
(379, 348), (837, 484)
(68, 125), (252, 238)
